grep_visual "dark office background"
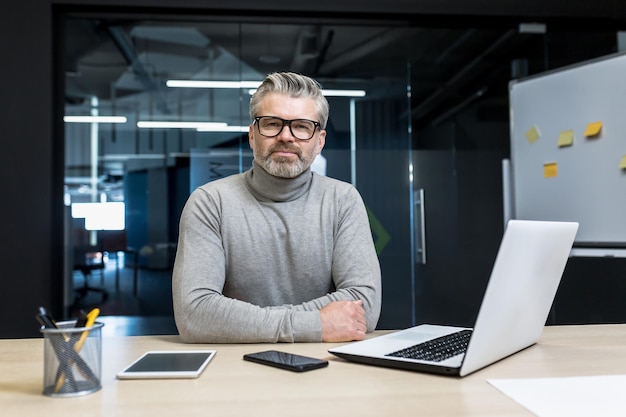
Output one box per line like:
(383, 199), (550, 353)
(2, 0), (626, 338)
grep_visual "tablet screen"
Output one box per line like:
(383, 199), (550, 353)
(117, 350), (216, 379)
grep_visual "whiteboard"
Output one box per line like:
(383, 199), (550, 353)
(509, 52), (626, 245)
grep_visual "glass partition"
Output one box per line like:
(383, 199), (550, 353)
(63, 16), (413, 330)
(62, 13), (624, 333)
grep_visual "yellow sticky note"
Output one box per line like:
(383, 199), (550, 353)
(620, 155), (626, 170)
(525, 125), (541, 144)
(557, 130), (574, 147)
(584, 121), (603, 137)
(544, 162), (558, 178)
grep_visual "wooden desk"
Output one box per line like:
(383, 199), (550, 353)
(2, 325), (626, 416)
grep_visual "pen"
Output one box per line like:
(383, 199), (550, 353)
(36, 307), (61, 333)
(36, 307), (72, 345)
(74, 308), (100, 352)
(75, 309), (89, 327)
(69, 310), (89, 345)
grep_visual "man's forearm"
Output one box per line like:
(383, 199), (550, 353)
(173, 291), (323, 343)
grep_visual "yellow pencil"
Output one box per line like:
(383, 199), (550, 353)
(74, 308), (100, 352)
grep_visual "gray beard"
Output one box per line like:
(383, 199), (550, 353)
(259, 155), (306, 178)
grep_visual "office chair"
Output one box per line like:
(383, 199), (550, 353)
(73, 246), (109, 302)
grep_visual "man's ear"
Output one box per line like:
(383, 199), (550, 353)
(248, 124), (254, 149)
(316, 130), (327, 154)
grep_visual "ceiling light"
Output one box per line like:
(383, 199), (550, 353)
(196, 125), (250, 133)
(64, 116), (127, 123)
(137, 121), (228, 129)
(167, 80), (366, 97)
(166, 80), (262, 89)
(321, 89), (366, 97)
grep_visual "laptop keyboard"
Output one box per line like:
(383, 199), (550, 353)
(386, 329), (472, 362)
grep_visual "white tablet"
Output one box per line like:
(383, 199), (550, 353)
(117, 350), (216, 379)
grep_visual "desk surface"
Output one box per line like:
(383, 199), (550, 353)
(2, 324), (626, 417)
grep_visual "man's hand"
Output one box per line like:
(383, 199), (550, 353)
(320, 300), (367, 342)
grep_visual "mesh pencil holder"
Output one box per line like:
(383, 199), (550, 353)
(40, 320), (104, 397)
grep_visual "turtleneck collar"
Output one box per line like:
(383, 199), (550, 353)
(244, 160), (313, 202)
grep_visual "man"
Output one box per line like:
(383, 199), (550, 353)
(172, 72), (382, 343)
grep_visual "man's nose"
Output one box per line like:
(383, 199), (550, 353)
(276, 123), (295, 141)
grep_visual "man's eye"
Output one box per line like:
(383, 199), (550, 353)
(293, 121), (312, 131)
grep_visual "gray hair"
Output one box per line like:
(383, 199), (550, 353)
(249, 72), (329, 129)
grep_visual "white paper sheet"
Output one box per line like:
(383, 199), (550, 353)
(488, 375), (626, 417)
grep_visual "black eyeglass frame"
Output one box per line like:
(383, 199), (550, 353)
(253, 116), (321, 141)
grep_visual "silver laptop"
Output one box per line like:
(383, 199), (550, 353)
(329, 219), (579, 377)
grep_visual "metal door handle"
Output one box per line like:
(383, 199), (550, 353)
(414, 188), (427, 265)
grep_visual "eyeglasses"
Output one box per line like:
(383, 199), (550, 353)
(253, 116), (321, 140)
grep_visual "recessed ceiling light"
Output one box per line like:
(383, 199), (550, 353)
(64, 116), (127, 123)
(166, 80), (366, 97)
(137, 121), (228, 129)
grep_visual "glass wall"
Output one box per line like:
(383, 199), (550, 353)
(62, 16), (414, 328)
(62, 12), (625, 331)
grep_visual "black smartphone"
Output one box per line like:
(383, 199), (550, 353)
(243, 350), (329, 372)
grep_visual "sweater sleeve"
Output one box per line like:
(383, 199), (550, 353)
(172, 188), (323, 343)
(282, 186), (382, 332)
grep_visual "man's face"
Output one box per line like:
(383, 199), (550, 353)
(249, 92), (326, 178)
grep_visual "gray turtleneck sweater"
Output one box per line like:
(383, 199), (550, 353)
(172, 162), (382, 343)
